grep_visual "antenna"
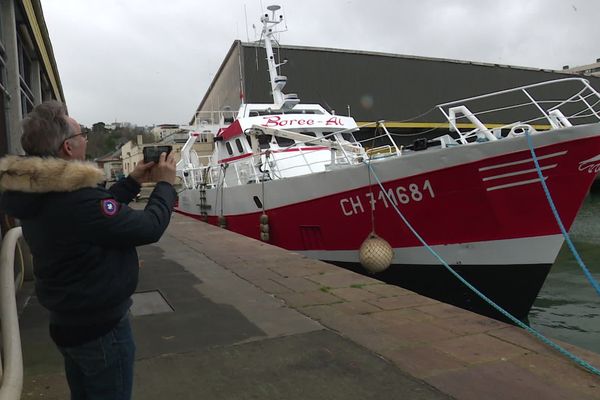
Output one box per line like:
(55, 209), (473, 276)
(244, 5), (250, 42)
(267, 5), (281, 20)
(259, 4), (298, 110)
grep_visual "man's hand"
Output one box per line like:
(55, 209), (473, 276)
(129, 160), (155, 184)
(152, 152), (177, 185)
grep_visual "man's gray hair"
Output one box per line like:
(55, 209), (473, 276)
(21, 100), (76, 157)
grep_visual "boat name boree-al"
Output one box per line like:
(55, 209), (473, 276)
(261, 115), (347, 128)
(578, 154), (600, 173)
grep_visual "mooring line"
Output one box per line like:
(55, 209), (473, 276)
(364, 160), (600, 376)
(523, 130), (600, 296)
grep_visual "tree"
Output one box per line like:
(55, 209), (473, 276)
(92, 122), (106, 134)
(84, 123), (155, 160)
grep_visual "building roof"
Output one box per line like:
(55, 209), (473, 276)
(96, 147), (122, 162)
(25, 0), (65, 102)
(563, 59), (600, 77)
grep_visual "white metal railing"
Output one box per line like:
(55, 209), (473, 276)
(179, 119), (400, 188)
(236, 146), (352, 181)
(207, 125), (398, 185)
(437, 78), (600, 144)
(179, 155), (214, 189)
(192, 110), (237, 129)
(0, 227), (24, 400)
(354, 124), (401, 157)
(204, 128), (369, 186)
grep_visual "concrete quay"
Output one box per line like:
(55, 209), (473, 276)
(20, 212), (600, 399)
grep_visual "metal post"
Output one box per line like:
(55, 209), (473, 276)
(1, 0), (23, 154)
(0, 226), (24, 400)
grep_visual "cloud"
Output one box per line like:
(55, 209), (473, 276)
(41, 0), (600, 127)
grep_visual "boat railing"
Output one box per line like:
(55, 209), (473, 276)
(193, 110), (238, 129)
(354, 123), (402, 158)
(210, 142), (360, 186)
(212, 126), (366, 182)
(366, 144), (395, 158)
(257, 146), (336, 177)
(179, 154), (214, 189)
(221, 125), (401, 182)
(436, 78), (600, 144)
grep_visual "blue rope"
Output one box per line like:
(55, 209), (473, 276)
(523, 130), (600, 296)
(365, 161), (600, 376)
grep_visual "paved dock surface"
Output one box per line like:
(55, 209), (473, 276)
(19, 212), (600, 399)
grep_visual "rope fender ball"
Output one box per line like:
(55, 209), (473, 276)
(260, 213), (270, 241)
(359, 232), (393, 274)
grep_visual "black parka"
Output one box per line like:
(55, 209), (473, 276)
(0, 155), (176, 327)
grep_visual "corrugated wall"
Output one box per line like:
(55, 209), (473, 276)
(194, 42), (244, 118)
(240, 43), (600, 126)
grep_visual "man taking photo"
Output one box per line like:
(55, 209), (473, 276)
(0, 100), (177, 400)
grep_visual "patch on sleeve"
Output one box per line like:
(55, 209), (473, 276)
(100, 199), (120, 217)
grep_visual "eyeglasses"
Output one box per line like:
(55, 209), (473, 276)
(65, 132), (88, 141)
(59, 132), (88, 150)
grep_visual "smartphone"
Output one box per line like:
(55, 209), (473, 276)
(143, 145), (172, 163)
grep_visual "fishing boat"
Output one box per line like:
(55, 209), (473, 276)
(175, 5), (600, 320)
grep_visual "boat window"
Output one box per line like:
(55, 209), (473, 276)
(302, 131), (318, 146)
(225, 142), (233, 155)
(235, 138), (244, 153)
(284, 109), (322, 115)
(275, 136), (295, 147)
(246, 135), (252, 147)
(248, 109), (323, 116)
(341, 132), (357, 143)
(257, 134), (272, 150)
(249, 110), (280, 116)
(323, 132), (336, 141)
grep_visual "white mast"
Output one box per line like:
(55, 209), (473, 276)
(260, 5), (299, 110)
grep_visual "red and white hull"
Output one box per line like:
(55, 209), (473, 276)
(176, 123), (600, 319)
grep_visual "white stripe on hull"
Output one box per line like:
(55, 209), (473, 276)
(482, 164), (556, 181)
(478, 151), (567, 171)
(486, 176), (547, 191)
(299, 235), (564, 266)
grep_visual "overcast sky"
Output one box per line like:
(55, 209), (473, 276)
(41, 0), (600, 127)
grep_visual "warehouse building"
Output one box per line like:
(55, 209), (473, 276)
(192, 41), (600, 144)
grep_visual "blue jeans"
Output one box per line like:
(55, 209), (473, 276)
(57, 316), (136, 400)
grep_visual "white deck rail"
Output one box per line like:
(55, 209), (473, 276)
(0, 227), (23, 400)
(437, 78), (600, 143)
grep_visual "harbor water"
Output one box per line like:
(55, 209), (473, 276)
(529, 190), (600, 354)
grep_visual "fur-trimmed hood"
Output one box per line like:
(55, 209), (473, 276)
(0, 155), (104, 193)
(0, 155), (105, 219)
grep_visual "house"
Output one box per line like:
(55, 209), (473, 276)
(95, 148), (123, 182)
(563, 58), (600, 77)
(151, 124), (180, 141)
(121, 131), (213, 178)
